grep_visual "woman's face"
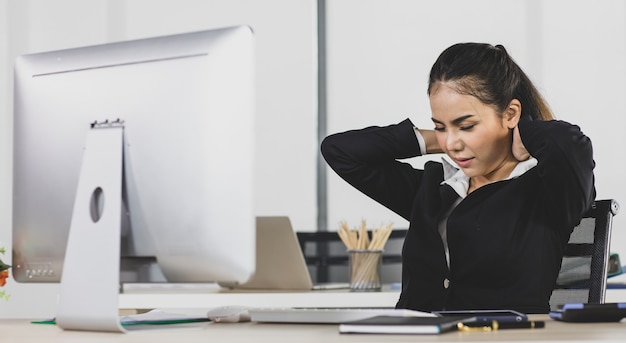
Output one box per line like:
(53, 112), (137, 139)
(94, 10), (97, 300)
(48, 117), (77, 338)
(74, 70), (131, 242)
(429, 82), (518, 188)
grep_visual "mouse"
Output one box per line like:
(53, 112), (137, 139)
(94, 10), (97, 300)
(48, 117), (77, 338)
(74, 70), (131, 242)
(206, 306), (251, 323)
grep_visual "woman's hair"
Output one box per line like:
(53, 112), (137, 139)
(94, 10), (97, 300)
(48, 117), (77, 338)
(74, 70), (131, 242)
(428, 43), (554, 121)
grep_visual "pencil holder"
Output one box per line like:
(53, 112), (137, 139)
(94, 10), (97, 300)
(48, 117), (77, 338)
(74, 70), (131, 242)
(348, 249), (383, 292)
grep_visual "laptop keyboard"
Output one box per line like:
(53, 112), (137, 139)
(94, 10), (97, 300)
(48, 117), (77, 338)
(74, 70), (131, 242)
(248, 307), (435, 324)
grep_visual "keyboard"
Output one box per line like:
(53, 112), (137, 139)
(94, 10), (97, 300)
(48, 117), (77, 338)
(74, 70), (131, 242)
(248, 307), (435, 324)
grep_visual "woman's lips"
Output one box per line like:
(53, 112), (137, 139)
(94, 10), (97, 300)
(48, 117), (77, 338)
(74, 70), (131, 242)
(454, 157), (473, 168)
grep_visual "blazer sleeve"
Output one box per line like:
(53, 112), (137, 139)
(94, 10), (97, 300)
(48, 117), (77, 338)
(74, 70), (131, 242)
(518, 116), (596, 228)
(320, 119), (424, 220)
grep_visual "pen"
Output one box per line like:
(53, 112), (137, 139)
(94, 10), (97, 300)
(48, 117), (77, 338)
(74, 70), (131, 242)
(457, 320), (545, 332)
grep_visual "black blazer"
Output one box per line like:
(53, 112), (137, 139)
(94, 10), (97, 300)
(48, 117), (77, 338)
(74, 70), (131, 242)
(321, 116), (595, 314)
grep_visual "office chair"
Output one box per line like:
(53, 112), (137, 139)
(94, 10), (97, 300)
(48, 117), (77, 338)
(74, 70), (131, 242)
(296, 229), (407, 284)
(299, 199), (618, 310)
(549, 199), (620, 310)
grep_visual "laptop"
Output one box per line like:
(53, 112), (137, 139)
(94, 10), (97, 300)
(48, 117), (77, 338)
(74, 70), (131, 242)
(222, 216), (348, 290)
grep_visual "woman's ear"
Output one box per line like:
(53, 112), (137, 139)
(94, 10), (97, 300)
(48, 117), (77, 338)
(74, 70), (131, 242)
(504, 99), (522, 129)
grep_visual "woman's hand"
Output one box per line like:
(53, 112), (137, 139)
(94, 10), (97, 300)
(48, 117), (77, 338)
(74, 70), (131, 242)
(512, 125), (530, 161)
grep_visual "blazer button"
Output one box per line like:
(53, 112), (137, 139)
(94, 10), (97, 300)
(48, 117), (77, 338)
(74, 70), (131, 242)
(443, 278), (450, 289)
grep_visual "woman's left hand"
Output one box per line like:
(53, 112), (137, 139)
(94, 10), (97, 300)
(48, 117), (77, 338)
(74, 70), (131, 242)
(512, 125), (530, 161)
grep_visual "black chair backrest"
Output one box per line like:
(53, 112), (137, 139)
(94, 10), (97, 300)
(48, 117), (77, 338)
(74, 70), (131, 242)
(549, 199), (619, 310)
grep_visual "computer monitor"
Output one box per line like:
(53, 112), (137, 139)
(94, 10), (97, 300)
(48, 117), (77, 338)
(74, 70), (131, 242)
(12, 26), (256, 286)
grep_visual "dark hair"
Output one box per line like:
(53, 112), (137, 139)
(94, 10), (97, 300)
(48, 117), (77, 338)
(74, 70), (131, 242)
(428, 43), (553, 121)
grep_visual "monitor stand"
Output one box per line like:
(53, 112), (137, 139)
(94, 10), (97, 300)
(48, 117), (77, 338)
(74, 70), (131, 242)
(56, 120), (127, 333)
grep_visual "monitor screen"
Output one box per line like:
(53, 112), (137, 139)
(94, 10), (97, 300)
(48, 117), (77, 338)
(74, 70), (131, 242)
(12, 25), (256, 285)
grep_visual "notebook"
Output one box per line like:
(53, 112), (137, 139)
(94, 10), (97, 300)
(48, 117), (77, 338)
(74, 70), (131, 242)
(338, 315), (472, 335)
(221, 216), (348, 290)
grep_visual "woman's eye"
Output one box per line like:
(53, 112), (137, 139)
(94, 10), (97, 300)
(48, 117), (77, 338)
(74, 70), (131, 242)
(460, 124), (475, 131)
(434, 126), (445, 132)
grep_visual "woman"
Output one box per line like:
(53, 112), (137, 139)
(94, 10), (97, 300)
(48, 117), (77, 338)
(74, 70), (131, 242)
(321, 43), (595, 314)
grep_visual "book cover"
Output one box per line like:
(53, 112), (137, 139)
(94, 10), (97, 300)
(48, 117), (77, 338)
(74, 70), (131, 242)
(339, 315), (473, 335)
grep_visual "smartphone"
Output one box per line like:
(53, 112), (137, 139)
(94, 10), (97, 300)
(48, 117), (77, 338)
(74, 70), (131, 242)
(434, 309), (528, 323)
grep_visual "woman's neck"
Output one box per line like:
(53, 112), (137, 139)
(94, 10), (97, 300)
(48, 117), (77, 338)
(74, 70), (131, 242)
(468, 158), (519, 194)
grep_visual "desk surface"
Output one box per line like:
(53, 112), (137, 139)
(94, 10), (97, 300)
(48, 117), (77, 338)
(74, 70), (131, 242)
(118, 286), (626, 314)
(119, 285), (401, 312)
(3, 315), (626, 343)
(6, 287), (626, 341)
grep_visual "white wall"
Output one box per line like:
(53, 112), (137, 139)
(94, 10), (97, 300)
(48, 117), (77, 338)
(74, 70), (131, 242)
(0, 0), (317, 318)
(325, 0), (533, 230)
(1, 0), (625, 319)
(325, 0), (626, 259)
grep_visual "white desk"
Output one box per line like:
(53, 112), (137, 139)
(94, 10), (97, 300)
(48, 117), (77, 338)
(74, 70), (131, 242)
(606, 288), (626, 303)
(118, 285), (626, 315)
(4, 287), (626, 341)
(3, 315), (626, 342)
(119, 285), (400, 314)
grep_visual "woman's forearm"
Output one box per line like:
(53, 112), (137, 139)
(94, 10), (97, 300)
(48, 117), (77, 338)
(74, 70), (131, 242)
(417, 129), (443, 154)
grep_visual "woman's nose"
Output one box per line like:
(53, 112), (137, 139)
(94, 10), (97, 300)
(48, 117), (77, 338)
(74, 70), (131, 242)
(445, 131), (463, 151)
